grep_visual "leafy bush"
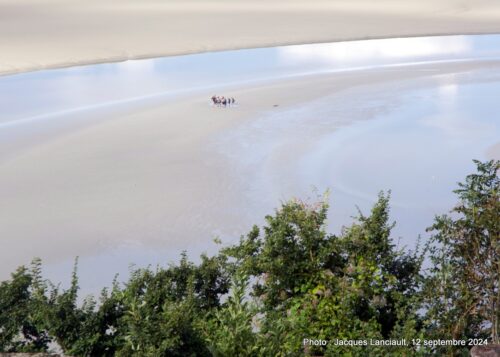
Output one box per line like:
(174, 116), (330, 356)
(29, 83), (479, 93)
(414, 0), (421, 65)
(0, 160), (497, 356)
(423, 160), (499, 354)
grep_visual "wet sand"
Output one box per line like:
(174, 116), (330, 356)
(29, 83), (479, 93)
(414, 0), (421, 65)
(1, 59), (499, 290)
(2, 0), (500, 75)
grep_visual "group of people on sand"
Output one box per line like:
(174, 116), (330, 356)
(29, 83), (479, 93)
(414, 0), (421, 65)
(211, 95), (236, 107)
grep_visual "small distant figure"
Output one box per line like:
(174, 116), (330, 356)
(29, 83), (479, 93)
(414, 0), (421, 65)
(210, 95), (236, 108)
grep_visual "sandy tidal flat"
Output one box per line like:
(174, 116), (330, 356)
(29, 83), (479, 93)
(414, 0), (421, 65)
(0, 58), (499, 290)
(2, 0), (500, 75)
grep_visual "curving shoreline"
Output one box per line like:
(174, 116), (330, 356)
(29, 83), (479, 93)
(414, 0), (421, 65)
(2, 31), (500, 78)
(2, 0), (500, 76)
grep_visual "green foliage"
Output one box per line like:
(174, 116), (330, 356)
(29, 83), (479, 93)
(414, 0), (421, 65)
(223, 196), (331, 310)
(334, 193), (424, 339)
(30, 258), (123, 356)
(116, 260), (213, 357)
(202, 273), (258, 356)
(424, 160), (500, 354)
(0, 259), (50, 352)
(249, 192), (423, 357)
(110, 252), (229, 356)
(217, 191), (425, 357)
(0, 160), (497, 357)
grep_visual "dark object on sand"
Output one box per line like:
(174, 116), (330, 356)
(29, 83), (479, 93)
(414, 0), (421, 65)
(211, 95), (235, 107)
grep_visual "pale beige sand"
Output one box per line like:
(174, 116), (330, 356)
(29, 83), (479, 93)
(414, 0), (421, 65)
(0, 60), (498, 278)
(2, 0), (500, 75)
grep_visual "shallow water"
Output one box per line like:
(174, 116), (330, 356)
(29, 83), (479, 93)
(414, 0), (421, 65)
(2, 35), (500, 126)
(214, 69), (500, 241)
(1, 35), (499, 294)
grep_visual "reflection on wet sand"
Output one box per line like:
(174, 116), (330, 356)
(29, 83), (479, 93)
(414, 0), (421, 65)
(0, 35), (499, 294)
